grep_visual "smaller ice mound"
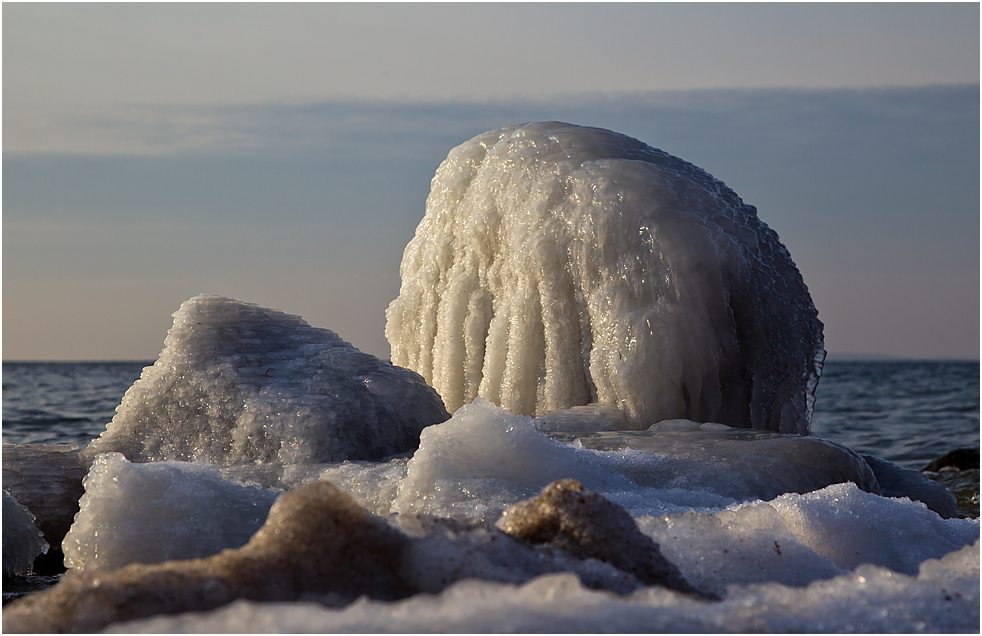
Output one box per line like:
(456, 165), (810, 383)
(63, 453), (279, 571)
(2, 490), (48, 577)
(637, 482), (980, 598)
(386, 122), (824, 434)
(389, 398), (639, 522)
(84, 295), (450, 470)
(2, 443), (85, 550)
(388, 399), (878, 522)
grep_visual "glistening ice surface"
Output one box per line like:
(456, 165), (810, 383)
(84, 294), (449, 472)
(386, 122), (824, 434)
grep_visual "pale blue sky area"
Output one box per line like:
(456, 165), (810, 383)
(3, 4), (979, 361)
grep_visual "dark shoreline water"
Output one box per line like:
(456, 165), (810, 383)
(3, 359), (979, 471)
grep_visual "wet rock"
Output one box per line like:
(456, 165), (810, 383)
(496, 479), (705, 597)
(2, 443), (85, 552)
(922, 449), (980, 473)
(863, 455), (957, 519)
(2, 491), (48, 578)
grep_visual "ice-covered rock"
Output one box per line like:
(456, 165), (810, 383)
(2, 442), (85, 551)
(386, 122), (824, 434)
(84, 295), (449, 471)
(106, 541), (981, 634)
(389, 398), (879, 522)
(2, 489), (48, 577)
(63, 453), (279, 571)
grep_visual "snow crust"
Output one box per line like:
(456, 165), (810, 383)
(110, 540), (980, 634)
(637, 481), (979, 598)
(389, 398), (878, 522)
(2, 489), (48, 576)
(386, 122), (824, 434)
(84, 295), (449, 471)
(63, 453), (278, 571)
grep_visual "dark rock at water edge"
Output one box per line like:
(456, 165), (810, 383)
(922, 448), (980, 472)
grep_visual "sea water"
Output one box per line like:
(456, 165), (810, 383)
(4, 359), (976, 470)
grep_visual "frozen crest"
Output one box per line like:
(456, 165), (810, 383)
(386, 122), (824, 433)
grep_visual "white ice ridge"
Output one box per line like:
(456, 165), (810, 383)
(84, 295), (449, 468)
(386, 122), (824, 434)
(63, 453), (279, 571)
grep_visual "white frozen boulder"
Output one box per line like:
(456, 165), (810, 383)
(386, 122), (824, 433)
(2, 489), (48, 576)
(84, 295), (449, 469)
(63, 453), (279, 571)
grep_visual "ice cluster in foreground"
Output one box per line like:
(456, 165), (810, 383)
(386, 121), (824, 434)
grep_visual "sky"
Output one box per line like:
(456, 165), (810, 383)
(3, 3), (979, 362)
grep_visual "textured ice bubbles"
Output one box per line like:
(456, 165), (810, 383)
(84, 294), (450, 474)
(386, 121), (824, 434)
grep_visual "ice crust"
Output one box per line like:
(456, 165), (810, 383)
(109, 541), (980, 634)
(63, 453), (279, 571)
(386, 122), (824, 434)
(389, 398), (879, 522)
(84, 295), (449, 470)
(637, 481), (980, 598)
(2, 490), (48, 577)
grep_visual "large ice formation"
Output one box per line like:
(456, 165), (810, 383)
(386, 122), (824, 434)
(63, 453), (279, 571)
(2, 490), (48, 577)
(84, 295), (449, 469)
